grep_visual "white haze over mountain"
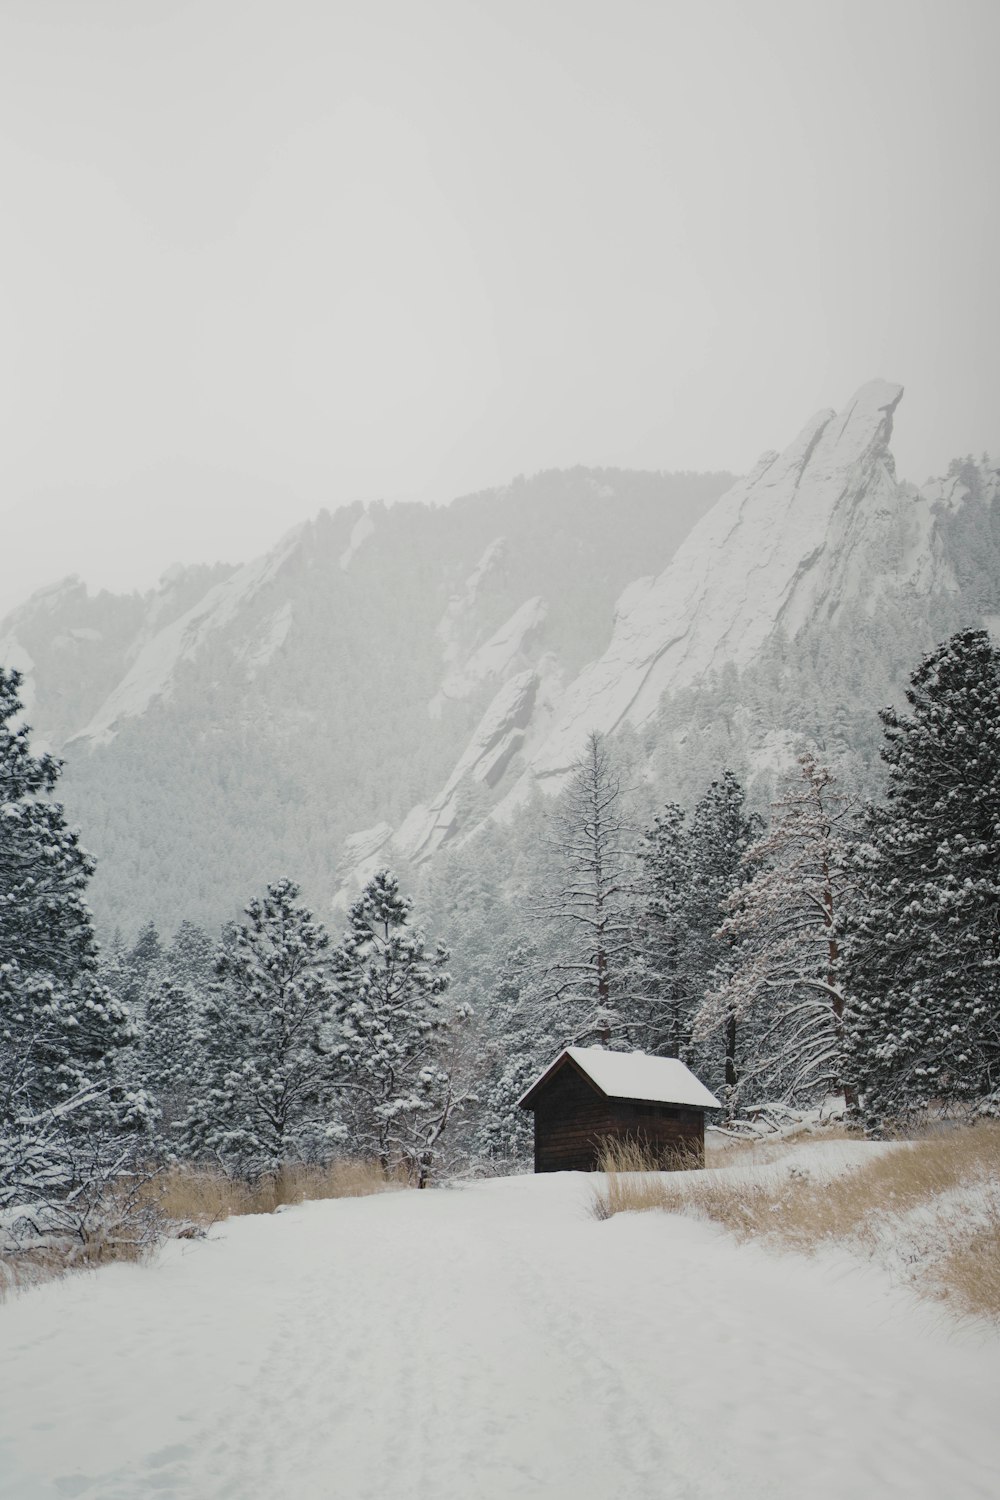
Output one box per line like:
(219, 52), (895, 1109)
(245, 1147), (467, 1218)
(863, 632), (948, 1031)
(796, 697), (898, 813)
(2, 378), (998, 937)
(2, 1), (999, 610)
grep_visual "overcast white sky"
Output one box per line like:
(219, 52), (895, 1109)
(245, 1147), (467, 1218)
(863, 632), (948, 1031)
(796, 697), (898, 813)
(1, 0), (998, 611)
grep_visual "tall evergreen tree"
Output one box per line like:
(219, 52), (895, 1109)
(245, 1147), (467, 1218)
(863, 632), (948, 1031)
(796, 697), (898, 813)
(129, 920), (164, 983)
(634, 802), (693, 1057)
(684, 772), (761, 1098)
(630, 772), (758, 1099)
(0, 668), (136, 1123)
(843, 630), (1000, 1121)
(139, 978), (201, 1143)
(331, 870), (466, 1186)
(0, 668), (143, 1213)
(472, 938), (550, 1166)
(165, 920), (216, 989)
(182, 879), (341, 1177)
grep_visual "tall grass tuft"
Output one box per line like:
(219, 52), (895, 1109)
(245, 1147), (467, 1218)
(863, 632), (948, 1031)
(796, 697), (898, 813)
(152, 1157), (405, 1231)
(593, 1137), (701, 1218)
(593, 1121), (1000, 1321)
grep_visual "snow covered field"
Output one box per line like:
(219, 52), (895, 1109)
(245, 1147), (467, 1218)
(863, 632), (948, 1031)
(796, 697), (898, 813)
(2, 1164), (999, 1500)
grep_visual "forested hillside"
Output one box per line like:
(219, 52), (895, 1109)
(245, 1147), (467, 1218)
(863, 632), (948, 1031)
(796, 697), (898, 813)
(0, 467), (729, 935)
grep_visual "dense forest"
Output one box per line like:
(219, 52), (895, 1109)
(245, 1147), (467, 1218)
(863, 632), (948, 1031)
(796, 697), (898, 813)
(2, 615), (999, 1255)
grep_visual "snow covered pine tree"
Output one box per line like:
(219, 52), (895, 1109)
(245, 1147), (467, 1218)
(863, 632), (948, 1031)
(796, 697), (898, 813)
(182, 879), (342, 1179)
(331, 870), (468, 1187)
(472, 939), (550, 1167)
(0, 667), (144, 1235)
(138, 978), (202, 1144)
(843, 630), (1000, 1123)
(681, 772), (761, 1102)
(635, 801), (693, 1057)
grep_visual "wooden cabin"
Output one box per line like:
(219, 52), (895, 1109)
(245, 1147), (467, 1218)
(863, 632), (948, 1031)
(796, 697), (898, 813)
(518, 1046), (721, 1173)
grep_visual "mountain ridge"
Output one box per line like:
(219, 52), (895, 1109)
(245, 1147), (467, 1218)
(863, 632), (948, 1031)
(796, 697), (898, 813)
(3, 383), (996, 936)
(1, 465), (731, 932)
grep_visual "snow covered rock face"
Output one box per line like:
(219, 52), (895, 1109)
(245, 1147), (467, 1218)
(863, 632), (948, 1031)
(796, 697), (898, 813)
(527, 380), (908, 784)
(430, 595), (547, 716)
(400, 669), (541, 863)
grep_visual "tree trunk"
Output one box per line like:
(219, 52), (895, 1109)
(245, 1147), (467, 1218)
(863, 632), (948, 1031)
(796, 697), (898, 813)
(725, 1010), (738, 1091)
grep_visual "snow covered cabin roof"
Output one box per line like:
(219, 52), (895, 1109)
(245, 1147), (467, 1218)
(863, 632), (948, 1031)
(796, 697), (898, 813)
(517, 1046), (721, 1111)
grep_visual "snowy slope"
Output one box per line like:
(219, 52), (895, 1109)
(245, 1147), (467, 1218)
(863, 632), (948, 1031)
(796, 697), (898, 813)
(1, 1168), (997, 1500)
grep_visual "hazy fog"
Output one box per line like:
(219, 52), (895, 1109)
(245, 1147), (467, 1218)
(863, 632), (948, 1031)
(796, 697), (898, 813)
(2, 0), (998, 610)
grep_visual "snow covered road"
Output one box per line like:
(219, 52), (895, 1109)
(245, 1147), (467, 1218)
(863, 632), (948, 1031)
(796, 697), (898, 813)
(2, 1171), (999, 1500)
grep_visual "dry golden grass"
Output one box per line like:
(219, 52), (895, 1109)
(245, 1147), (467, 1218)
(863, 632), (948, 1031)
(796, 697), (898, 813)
(940, 1223), (1000, 1322)
(153, 1157), (405, 1230)
(594, 1125), (854, 1215)
(0, 1243), (86, 1299)
(1, 1157), (404, 1298)
(597, 1136), (704, 1173)
(592, 1137), (701, 1217)
(1, 1174), (163, 1298)
(593, 1121), (1000, 1321)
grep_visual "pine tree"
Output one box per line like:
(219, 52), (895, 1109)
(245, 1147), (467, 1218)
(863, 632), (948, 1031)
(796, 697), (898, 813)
(182, 879), (341, 1178)
(843, 630), (1000, 1121)
(627, 772), (759, 1101)
(472, 939), (549, 1166)
(0, 667), (143, 1214)
(684, 772), (761, 1099)
(133, 919), (215, 1139)
(634, 802), (693, 1057)
(542, 731), (634, 1045)
(139, 978), (201, 1143)
(696, 754), (856, 1107)
(165, 919), (216, 989)
(129, 921), (164, 985)
(331, 869), (467, 1186)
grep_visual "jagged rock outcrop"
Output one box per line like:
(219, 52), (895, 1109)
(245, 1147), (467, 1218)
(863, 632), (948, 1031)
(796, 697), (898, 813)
(523, 380), (913, 785)
(430, 596), (547, 716)
(401, 668), (540, 863)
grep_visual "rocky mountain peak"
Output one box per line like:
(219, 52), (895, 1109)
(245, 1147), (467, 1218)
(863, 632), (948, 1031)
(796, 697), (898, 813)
(519, 380), (908, 787)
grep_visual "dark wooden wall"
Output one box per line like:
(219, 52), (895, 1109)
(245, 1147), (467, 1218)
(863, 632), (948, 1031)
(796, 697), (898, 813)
(531, 1062), (706, 1172)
